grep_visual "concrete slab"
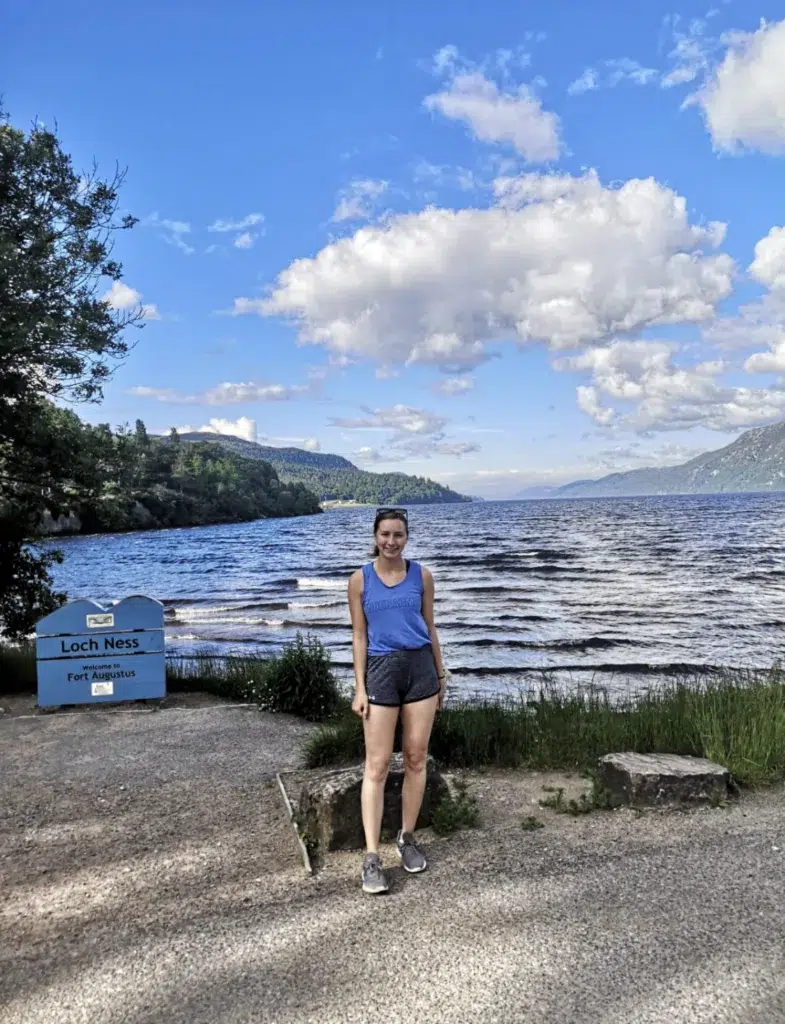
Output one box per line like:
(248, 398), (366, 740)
(597, 752), (731, 808)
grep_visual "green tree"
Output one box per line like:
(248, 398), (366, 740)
(0, 106), (141, 639)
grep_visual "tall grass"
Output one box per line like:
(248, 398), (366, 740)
(3, 633), (339, 722)
(7, 640), (785, 786)
(303, 669), (785, 787)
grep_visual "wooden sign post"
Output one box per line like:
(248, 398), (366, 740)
(35, 596), (166, 708)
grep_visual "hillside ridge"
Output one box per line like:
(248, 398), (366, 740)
(557, 420), (785, 498)
(173, 432), (470, 504)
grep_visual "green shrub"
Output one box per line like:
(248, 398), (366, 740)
(169, 634), (340, 722)
(248, 634), (339, 722)
(431, 777), (479, 834)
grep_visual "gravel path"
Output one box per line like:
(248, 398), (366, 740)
(2, 699), (784, 1024)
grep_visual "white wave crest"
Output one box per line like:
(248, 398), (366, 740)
(296, 578), (347, 590)
(173, 604), (241, 622)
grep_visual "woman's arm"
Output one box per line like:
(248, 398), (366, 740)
(421, 567), (447, 708)
(348, 570), (370, 718)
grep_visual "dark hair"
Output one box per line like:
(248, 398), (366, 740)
(371, 508), (409, 558)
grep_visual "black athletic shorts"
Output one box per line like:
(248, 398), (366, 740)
(365, 645), (440, 707)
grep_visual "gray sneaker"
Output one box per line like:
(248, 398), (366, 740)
(396, 830), (427, 873)
(361, 853), (389, 894)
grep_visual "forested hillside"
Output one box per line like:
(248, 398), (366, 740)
(176, 432), (469, 504)
(32, 408), (321, 535)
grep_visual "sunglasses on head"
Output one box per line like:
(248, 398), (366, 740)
(375, 506), (408, 521)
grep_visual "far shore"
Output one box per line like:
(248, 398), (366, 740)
(319, 500), (374, 510)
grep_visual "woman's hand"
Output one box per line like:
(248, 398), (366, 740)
(436, 668), (450, 711)
(352, 690), (370, 719)
(436, 674), (446, 711)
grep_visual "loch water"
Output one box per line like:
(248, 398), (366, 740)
(45, 494), (785, 698)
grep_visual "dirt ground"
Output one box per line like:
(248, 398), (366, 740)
(3, 693), (785, 1024)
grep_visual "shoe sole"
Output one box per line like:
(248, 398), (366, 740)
(396, 848), (427, 873)
(362, 882), (389, 894)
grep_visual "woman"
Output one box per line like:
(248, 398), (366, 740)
(347, 507), (447, 895)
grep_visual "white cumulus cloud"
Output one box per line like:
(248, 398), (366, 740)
(558, 339), (785, 432)
(576, 385), (615, 426)
(693, 19), (785, 154)
(744, 342), (785, 375)
(235, 170), (734, 371)
(749, 226), (785, 290)
(173, 417), (258, 442)
(424, 70), (562, 162)
(103, 280), (160, 320)
(728, 229), (785, 370)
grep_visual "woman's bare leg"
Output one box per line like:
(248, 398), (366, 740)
(361, 705), (399, 853)
(400, 694), (439, 834)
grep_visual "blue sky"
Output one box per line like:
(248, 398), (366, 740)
(6, 0), (785, 497)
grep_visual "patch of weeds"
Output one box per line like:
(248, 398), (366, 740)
(521, 816), (545, 831)
(539, 786), (565, 810)
(431, 777), (480, 835)
(539, 782), (614, 816)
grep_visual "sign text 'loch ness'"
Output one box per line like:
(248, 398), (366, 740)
(60, 635), (142, 653)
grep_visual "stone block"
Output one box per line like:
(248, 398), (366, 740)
(597, 752), (730, 808)
(297, 753), (449, 852)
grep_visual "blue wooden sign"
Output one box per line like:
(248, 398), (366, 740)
(35, 596), (166, 708)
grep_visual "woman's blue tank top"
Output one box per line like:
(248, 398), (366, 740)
(362, 560), (432, 656)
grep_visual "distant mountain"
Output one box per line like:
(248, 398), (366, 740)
(174, 432), (470, 504)
(557, 421), (785, 498)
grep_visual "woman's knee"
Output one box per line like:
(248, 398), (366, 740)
(364, 755), (390, 784)
(402, 747), (428, 774)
